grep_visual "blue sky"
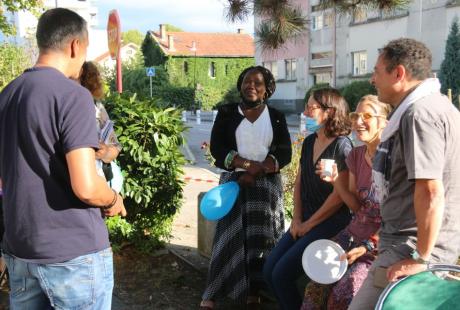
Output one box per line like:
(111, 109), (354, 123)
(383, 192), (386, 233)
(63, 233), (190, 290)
(97, 0), (254, 35)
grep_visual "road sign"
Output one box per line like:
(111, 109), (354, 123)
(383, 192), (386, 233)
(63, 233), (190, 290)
(107, 10), (121, 60)
(146, 67), (156, 77)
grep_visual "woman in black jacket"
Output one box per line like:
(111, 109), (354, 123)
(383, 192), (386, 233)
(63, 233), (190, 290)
(200, 66), (291, 309)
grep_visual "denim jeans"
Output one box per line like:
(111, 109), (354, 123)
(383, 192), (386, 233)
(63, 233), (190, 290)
(3, 247), (113, 310)
(263, 216), (349, 310)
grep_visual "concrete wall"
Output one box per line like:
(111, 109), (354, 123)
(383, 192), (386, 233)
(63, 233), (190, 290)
(255, 0), (309, 113)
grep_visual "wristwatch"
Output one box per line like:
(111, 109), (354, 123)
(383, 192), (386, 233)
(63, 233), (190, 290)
(243, 160), (251, 170)
(411, 249), (430, 265)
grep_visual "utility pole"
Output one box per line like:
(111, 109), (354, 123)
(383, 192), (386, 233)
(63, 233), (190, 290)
(190, 41), (197, 114)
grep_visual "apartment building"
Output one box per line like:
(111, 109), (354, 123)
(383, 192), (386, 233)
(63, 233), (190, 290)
(256, 0), (460, 113)
(1, 0), (107, 60)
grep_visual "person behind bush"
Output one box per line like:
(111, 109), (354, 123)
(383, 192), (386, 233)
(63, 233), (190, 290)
(200, 66), (292, 309)
(78, 61), (121, 180)
(0, 8), (126, 309)
(349, 38), (460, 310)
(263, 88), (353, 310)
(301, 95), (391, 310)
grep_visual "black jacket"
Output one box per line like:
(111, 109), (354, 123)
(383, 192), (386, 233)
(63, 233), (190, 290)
(210, 102), (292, 171)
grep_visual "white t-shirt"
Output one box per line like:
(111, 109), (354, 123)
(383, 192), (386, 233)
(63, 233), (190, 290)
(235, 105), (273, 171)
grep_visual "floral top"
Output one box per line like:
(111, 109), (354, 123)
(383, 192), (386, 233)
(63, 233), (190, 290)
(345, 145), (381, 242)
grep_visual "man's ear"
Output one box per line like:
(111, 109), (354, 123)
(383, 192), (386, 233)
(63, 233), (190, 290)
(394, 64), (406, 82)
(70, 38), (80, 59)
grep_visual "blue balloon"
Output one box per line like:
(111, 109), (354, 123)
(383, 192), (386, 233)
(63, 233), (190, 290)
(200, 181), (240, 221)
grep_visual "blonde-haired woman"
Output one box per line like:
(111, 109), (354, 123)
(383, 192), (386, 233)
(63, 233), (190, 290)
(301, 95), (392, 310)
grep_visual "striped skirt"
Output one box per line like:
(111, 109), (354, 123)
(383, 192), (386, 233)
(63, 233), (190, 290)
(202, 171), (285, 302)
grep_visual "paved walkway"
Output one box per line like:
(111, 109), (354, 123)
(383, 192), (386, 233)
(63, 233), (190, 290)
(167, 165), (219, 273)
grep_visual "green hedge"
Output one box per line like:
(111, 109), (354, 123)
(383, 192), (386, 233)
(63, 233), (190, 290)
(166, 56), (254, 109)
(103, 93), (186, 251)
(340, 80), (376, 111)
(304, 83), (330, 102)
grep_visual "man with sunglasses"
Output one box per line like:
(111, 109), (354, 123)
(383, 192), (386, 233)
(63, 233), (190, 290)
(349, 38), (460, 309)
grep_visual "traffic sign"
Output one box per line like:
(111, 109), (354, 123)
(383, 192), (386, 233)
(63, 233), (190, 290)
(146, 67), (156, 77)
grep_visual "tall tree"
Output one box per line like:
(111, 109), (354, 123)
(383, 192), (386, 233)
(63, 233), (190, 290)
(165, 24), (183, 32)
(0, 0), (43, 36)
(225, 0), (411, 50)
(439, 17), (460, 100)
(122, 29), (144, 45)
(141, 32), (165, 67)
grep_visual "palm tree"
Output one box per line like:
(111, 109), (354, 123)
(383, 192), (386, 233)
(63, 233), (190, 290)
(225, 0), (411, 50)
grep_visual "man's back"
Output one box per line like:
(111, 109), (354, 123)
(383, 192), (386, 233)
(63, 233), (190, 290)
(380, 91), (460, 263)
(0, 67), (109, 263)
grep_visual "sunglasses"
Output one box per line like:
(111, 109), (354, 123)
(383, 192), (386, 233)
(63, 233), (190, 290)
(349, 112), (385, 122)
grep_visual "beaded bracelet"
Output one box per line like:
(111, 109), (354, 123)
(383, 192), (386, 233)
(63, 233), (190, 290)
(224, 150), (238, 169)
(362, 239), (375, 252)
(103, 189), (118, 210)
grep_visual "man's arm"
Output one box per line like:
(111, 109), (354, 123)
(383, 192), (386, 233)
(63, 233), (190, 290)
(414, 179), (444, 258)
(386, 179), (444, 281)
(66, 147), (126, 216)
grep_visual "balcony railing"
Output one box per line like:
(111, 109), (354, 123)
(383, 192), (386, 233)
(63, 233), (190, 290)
(310, 57), (333, 68)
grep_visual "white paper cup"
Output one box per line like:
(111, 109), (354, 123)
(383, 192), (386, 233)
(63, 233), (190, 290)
(321, 159), (335, 178)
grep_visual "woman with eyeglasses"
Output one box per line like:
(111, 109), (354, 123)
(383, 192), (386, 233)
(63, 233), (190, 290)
(301, 95), (392, 310)
(263, 88), (353, 310)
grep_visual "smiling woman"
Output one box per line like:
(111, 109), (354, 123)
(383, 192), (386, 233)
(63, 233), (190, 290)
(301, 95), (392, 310)
(200, 66), (291, 309)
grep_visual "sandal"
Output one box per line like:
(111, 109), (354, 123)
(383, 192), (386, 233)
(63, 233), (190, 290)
(199, 300), (214, 309)
(246, 296), (261, 310)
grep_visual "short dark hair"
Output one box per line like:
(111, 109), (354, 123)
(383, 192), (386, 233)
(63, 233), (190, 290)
(36, 8), (87, 51)
(380, 38), (432, 80)
(312, 88), (351, 138)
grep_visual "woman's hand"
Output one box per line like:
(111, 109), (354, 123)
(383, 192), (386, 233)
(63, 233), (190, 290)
(289, 218), (302, 240)
(262, 157), (276, 174)
(340, 246), (367, 265)
(297, 220), (314, 237)
(315, 162), (338, 184)
(246, 161), (266, 177)
(237, 173), (256, 187)
(96, 143), (112, 163)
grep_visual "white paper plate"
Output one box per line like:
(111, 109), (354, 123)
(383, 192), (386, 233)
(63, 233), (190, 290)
(302, 239), (348, 284)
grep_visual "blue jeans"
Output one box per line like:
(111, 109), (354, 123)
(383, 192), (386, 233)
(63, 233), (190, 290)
(263, 216), (349, 310)
(3, 247), (113, 310)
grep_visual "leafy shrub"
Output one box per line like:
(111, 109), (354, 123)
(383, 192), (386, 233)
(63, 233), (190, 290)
(195, 86), (227, 110)
(221, 87), (240, 106)
(340, 80), (376, 111)
(0, 43), (31, 90)
(304, 83), (330, 102)
(154, 86), (194, 109)
(103, 93), (186, 251)
(281, 134), (304, 219)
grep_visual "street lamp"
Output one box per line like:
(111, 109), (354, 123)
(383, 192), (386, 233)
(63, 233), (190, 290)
(190, 41), (197, 114)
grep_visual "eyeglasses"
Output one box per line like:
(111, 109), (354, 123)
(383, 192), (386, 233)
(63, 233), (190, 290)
(305, 105), (322, 113)
(349, 112), (385, 122)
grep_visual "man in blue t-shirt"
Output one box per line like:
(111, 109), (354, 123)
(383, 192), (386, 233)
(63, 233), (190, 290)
(0, 8), (126, 309)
